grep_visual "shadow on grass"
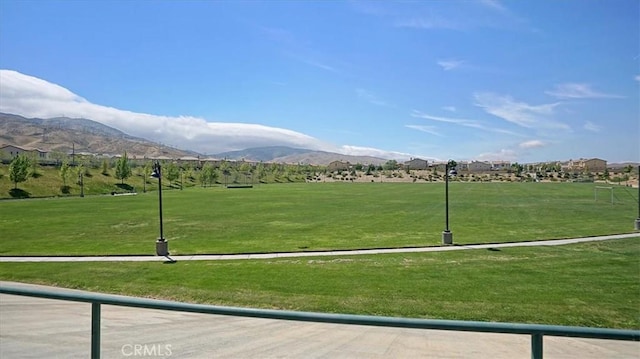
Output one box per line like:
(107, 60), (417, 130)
(9, 188), (30, 198)
(116, 183), (134, 191)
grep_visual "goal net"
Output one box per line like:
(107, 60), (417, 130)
(594, 186), (614, 204)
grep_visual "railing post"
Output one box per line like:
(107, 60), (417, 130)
(531, 333), (543, 359)
(91, 302), (101, 359)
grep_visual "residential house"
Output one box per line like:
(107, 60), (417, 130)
(568, 158), (607, 172)
(491, 161), (511, 171)
(404, 158), (428, 170)
(468, 161), (492, 172)
(0, 144), (49, 160)
(327, 161), (350, 172)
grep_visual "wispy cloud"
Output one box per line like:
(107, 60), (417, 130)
(584, 121), (602, 132)
(437, 59), (464, 71)
(476, 148), (517, 161)
(442, 106), (457, 112)
(519, 140), (546, 149)
(473, 92), (568, 130)
(411, 110), (523, 136)
(545, 83), (624, 99)
(395, 17), (462, 30)
(634, 75), (640, 82)
(479, 0), (507, 13)
(356, 88), (391, 107)
(405, 125), (443, 137)
(300, 57), (338, 73)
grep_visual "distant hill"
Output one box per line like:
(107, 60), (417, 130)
(0, 113), (390, 165)
(216, 146), (312, 162)
(0, 113), (198, 159)
(216, 146), (388, 166)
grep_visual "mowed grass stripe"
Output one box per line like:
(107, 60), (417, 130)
(0, 182), (636, 255)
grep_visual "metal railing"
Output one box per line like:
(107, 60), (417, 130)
(1, 283), (638, 359)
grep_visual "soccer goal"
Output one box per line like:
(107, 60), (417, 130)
(594, 186), (614, 204)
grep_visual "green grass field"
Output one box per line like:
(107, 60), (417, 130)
(1, 182), (638, 328)
(0, 182), (637, 256)
(1, 238), (638, 328)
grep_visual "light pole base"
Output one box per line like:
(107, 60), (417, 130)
(635, 219), (640, 231)
(442, 231), (453, 245)
(156, 239), (169, 256)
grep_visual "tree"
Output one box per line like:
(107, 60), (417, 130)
(101, 159), (110, 175)
(165, 162), (180, 186)
(383, 160), (399, 171)
(511, 162), (524, 176)
(27, 153), (40, 178)
(9, 154), (30, 189)
(50, 150), (68, 166)
(115, 152), (132, 184)
(142, 162), (152, 192)
(59, 161), (71, 186)
(75, 164), (85, 184)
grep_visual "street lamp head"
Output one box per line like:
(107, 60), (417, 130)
(150, 162), (161, 179)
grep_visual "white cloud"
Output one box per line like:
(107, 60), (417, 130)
(411, 110), (522, 136)
(437, 59), (464, 71)
(0, 70), (332, 155)
(339, 145), (413, 161)
(473, 92), (568, 130)
(356, 88), (390, 107)
(545, 83), (624, 99)
(634, 75), (640, 82)
(476, 149), (517, 161)
(584, 121), (601, 132)
(405, 125), (443, 137)
(442, 106), (457, 112)
(519, 140), (546, 149)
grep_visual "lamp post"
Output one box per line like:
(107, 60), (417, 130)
(635, 165), (640, 231)
(151, 161), (169, 256)
(442, 161), (454, 245)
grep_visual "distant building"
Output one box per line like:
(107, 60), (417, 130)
(404, 158), (429, 170)
(327, 161), (350, 172)
(491, 161), (511, 171)
(568, 158), (607, 172)
(0, 144), (49, 160)
(468, 161), (492, 172)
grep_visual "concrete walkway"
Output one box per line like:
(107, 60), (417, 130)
(1, 282), (639, 359)
(1, 233), (638, 263)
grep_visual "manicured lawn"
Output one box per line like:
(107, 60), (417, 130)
(0, 182), (637, 255)
(1, 238), (638, 329)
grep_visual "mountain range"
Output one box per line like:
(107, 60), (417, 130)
(0, 113), (388, 165)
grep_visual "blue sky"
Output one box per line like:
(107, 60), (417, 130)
(0, 0), (638, 163)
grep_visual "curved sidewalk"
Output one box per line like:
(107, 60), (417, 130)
(1, 233), (638, 263)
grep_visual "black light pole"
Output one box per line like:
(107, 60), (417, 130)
(442, 161), (453, 244)
(151, 161), (169, 256)
(635, 165), (640, 231)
